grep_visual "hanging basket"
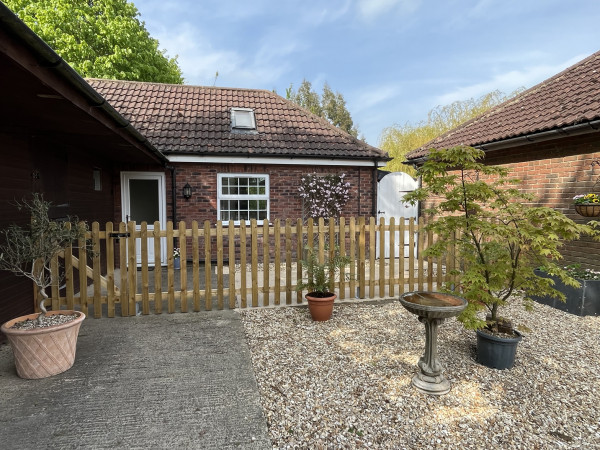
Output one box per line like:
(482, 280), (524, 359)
(574, 204), (600, 217)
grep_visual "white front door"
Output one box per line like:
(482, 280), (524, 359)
(121, 172), (167, 266)
(376, 172), (419, 258)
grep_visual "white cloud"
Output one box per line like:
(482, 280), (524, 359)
(435, 54), (587, 105)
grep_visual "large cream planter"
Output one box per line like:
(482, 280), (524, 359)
(1, 310), (85, 379)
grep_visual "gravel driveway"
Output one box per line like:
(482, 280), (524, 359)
(240, 299), (600, 449)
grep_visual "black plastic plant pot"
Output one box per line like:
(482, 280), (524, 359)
(476, 329), (522, 370)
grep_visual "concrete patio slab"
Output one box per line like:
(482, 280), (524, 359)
(0, 311), (271, 449)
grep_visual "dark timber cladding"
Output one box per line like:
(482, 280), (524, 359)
(0, 4), (165, 331)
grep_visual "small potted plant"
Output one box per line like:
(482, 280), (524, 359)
(173, 247), (181, 270)
(0, 194), (89, 379)
(296, 245), (350, 321)
(573, 193), (600, 217)
(404, 146), (596, 369)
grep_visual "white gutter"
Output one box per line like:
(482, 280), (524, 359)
(167, 155), (388, 167)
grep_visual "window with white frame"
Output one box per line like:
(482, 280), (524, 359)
(217, 174), (269, 223)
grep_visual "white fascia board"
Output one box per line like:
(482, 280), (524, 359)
(167, 155), (387, 167)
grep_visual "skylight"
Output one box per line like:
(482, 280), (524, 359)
(231, 108), (256, 130)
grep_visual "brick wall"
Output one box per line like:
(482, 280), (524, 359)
(170, 162), (377, 224)
(424, 133), (600, 271)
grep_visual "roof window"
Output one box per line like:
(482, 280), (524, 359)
(231, 108), (257, 132)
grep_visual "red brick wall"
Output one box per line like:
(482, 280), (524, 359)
(423, 133), (600, 270)
(170, 162), (377, 224)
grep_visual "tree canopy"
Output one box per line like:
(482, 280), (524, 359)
(379, 89), (523, 176)
(286, 80), (359, 138)
(5, 0), (183, 83)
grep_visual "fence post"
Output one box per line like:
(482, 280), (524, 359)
(204, 220), (212, 310)
(179, 220), (188, 313)
(166, 221), (175, 313)
(240, 220), (247, 308)
(106, 221), (116, 318)
(127, 221), (136, 316)
(251, 219), (258, 307)
(140, 222), (150, 315)
(153, 221), (163, 314)
(192, 220), (200, 312)
(389, 217), (395, 298)
(228, 219), (236, 309)
(358, 217), (366, 299)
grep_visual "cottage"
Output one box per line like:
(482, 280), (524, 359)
(406, 50), (600, 270)
(88, 79), (389, 231)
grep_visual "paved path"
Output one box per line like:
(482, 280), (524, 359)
(0, 311), (271, 449)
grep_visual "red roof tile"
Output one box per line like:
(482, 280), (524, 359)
(87, 79), (388, 161)
(407, 51), (600, 160)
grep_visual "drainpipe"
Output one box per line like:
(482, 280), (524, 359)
(166, 165), (178, 246)
(166, 165), (177, 223)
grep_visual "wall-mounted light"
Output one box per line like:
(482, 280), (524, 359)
(183, 182), (192, 199)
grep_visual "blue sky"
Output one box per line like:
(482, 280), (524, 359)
(133, 0), (600, 146)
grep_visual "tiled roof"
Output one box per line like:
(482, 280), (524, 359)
(407, 50), (600, 160)
(87, 79), (388, 161)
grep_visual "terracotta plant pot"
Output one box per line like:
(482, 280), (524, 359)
(574, 204), (600, 217)
(1, 310), (85, 379)
(305, 293), (336, 321)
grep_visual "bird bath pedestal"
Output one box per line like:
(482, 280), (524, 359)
(399, 292), (468, 395)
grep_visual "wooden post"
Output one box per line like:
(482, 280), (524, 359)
(262, 220), (270, 307)
(153, 221), (162, 314)
(379, 217), (385, 298)
(106, 221), (116, 318)
(216, 221), (224, 310)
(127, 221), (136, 316)
(251, 219), (258, 307)
(240, 221), (247, 308)
(285, 219), (292, 305)
(166, 221), (175, 313)
(339, 217), (346, 300)
(118, 221), (128, 317)
(274, 219), (281, 305)
(358, 217), (366, 299)
(141, 222), (150, 315)
(389, 217), (395, 298)
(179, 220), (188, 312)
(228, 220), (236, 309)
(204, 221), (212, 310)
(192, 221), (200, 312)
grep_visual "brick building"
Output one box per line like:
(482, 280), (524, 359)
(88, 80), (389, 243)
(406, 50), (600, 270)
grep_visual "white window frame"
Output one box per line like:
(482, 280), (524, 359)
(231, 107), (256, 129)
(217, 174), (270, 225)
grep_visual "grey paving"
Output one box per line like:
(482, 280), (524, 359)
(0, 311), (271, 449)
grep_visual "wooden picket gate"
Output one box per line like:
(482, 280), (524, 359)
(43, 217), (457, 318)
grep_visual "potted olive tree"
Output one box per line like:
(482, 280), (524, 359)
(404, 146), (596, 369)
(297, 245), (350, 321)
(0, 194), (88, 379)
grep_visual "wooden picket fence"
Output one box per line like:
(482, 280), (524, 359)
(43, 217), (457, 318)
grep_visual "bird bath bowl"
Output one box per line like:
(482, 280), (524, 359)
(399, 291), (467, 395)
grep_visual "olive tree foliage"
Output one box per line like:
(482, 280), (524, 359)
(380, 89), (523, 176)
(403, 146), (597, 331)
(0, 195), (89, 323)
(5, 0), (183, 83)
(286, 80), (359, 138)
